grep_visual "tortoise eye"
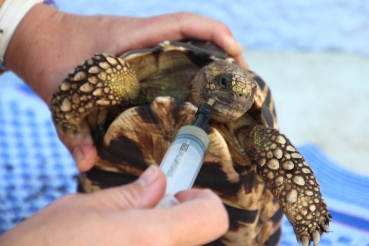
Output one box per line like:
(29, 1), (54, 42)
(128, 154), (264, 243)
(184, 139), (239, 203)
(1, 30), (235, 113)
(219, 77), (228, 89)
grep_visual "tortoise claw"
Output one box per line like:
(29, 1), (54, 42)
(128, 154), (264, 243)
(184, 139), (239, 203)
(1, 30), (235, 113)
(296, 235), (301, 243)
(296, 230), (320, 246)
(322, 223), (329, 232)
(299, 230), (321, 246)
(313, 230), (320, 245)
(301, 235), (309, 246)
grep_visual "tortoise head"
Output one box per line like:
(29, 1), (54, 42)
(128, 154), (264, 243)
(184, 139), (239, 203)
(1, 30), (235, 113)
(189, 60), (257, 122)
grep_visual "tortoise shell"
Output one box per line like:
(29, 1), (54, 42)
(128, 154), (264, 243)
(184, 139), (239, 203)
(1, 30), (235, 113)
(51, 41), (331, 246)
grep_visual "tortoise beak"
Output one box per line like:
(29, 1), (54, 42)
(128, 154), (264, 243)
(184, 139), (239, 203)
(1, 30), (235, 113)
(211, 97), (253, 122)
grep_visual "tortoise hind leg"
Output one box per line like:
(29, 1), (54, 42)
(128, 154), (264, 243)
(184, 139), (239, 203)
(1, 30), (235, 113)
(51, 54), (140, 135)
(237, 125), (332, 246)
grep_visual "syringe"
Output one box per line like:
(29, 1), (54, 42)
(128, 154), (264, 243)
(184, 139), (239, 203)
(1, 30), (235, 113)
(156, 99), (215, 207)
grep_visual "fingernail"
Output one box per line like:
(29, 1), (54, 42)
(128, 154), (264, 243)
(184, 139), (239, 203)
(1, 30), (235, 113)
(137, 165), (159, 187)
(72, 146), (84, 167)
(238, 56), (249, 69)
(235, 40), (244, 52)
(80, 123), (94, 145)
(225, 36), (243, 56)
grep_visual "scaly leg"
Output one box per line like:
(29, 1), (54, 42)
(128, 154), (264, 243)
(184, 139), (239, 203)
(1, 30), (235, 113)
(237, 125), (332, 246)
(51, 54), (140, 134)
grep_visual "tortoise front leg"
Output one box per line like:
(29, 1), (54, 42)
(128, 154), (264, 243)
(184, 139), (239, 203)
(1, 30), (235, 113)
(237, 125), (332, 246)
(51, 54), (140, 134)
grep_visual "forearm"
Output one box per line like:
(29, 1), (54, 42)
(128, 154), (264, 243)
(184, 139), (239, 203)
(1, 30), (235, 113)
(4, 4), (113, 105)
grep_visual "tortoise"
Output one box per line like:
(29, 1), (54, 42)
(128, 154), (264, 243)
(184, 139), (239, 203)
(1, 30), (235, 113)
(51, 41), (331, 246)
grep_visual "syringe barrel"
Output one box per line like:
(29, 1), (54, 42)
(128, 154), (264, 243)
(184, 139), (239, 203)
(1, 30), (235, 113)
(159, 125), (210, 195)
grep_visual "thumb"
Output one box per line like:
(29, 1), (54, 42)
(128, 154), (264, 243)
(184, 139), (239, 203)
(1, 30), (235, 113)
(86, 165), (166, 210)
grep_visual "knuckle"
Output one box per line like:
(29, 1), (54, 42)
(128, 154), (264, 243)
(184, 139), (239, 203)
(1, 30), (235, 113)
(213, 21), (231, 34)
(173, 11), (195, 19)
(115, 184), (143, 208)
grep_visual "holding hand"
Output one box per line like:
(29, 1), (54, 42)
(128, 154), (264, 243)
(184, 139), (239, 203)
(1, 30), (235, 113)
(0, 166), (229, 246)
(4, 4), (247, 172)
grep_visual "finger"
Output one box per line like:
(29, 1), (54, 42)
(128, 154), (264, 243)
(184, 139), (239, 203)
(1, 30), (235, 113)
(170, 12), (243, 57)
(85, 165), (166, 210)
(154, 189), (229, 246)
(56, 120), (96, 172)
(234, 55), (249, 69)
(113, 12), (243, 58)
(108, 189), (228, 246)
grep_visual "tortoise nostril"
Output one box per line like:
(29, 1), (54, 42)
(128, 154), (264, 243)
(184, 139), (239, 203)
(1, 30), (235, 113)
(238, 93), (243, 97)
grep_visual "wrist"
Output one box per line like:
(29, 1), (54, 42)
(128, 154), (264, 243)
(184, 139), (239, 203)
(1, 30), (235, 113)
(4, 4), (111, 105)
(4, 3), (60, 103)
(0, 0), (49, 72)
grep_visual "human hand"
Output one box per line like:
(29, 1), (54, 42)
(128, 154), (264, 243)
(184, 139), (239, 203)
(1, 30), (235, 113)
(4, 4), (247, 171)
(0, 165), (229, 246)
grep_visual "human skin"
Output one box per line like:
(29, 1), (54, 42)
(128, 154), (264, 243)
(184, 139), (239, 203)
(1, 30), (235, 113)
(1, 3), (247, 244)
(0, 165), (229, 246)
(4, 3), (247, 172)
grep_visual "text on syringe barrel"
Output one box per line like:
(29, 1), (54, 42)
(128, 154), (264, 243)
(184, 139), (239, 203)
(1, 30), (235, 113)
(159, 127), (209, 195)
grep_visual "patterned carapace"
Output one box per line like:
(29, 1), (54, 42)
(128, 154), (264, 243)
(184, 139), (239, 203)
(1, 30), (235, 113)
(51, 41), (331, 246)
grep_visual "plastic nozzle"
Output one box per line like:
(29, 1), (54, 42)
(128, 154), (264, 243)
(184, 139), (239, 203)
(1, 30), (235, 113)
(191, 100), (214, 130)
